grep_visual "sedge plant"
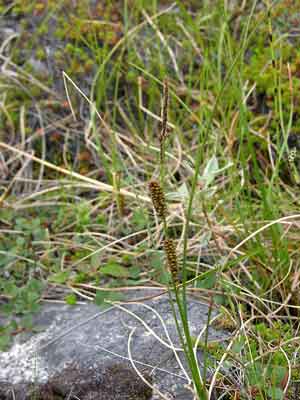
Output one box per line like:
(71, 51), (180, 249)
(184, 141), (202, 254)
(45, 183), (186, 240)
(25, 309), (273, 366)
(147, 4), (268, 396)
(148, 79), (208, 400)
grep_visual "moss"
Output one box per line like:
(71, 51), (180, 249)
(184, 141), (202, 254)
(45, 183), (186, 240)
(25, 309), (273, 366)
(37, 23), (49, 35)
(65, 43), (74, 54)
(11, 4), (23, 16)
(54, 27), (65, 40)
(244, 1), (300, 131)
(34, 2), (47, 14)
(36, 47), (46, 61)
(84, 59), (94, 73)
(54, 50), (63, 60)
(191, 337), (224, 360)
(212, 312), (236, 332)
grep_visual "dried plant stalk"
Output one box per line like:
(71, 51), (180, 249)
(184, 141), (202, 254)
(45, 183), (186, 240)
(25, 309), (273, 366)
(159, 79), (169, 182)
(159, 79), (169, 143)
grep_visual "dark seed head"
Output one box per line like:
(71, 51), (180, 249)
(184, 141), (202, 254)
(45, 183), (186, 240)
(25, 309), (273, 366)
(164, 238), (179, 284)
(148, 180), (167, 219)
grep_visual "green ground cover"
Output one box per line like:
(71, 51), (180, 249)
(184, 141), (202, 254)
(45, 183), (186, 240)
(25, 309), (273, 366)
(1, 0), (300, 398)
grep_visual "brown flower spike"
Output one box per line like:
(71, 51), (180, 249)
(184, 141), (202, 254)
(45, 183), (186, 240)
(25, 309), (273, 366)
(148, 180), (167, 218)
(164, 238), (179, 284)
(159, 79), (169, 143)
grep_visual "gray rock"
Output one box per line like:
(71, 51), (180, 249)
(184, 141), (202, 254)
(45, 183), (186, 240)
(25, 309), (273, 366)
(0, 292), (229, 399)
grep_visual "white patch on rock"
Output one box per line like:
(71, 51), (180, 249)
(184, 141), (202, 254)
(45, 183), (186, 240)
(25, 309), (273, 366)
(0, 325), (53, 384)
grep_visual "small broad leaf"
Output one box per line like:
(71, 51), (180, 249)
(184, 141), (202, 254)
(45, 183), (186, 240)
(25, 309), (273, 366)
(94, 291), (106, 306)
(213, 294), (226, 305)
(200, 157), (233, 190)
(48, 271), (70, 284)
(158, 269), (171, 285)
(199, 231), (212, 248)
(27, 279), (44, 293)
(91, 253), (101, 268)
(65, 294), (77, 305)
(94, 290), (124, 308)
(196, 270), (216, 289)
(150, 251), (163, 269)
(128, 266), (140, 279)
(106, 292), (124, 302)
(267, 365), (287, 386)
(20, 315), (33, 329)
(200, 155), (219, 188)
(0, 334), (11, 351)
(3, 282), (18, 297)
(122, 279), (147, 286)
(232, 337), (245, 353)
(246, 362), (264, 387)
(167, 182), (189, 201)
(131, 208), (148, 229)
(101, 262), (128, 278)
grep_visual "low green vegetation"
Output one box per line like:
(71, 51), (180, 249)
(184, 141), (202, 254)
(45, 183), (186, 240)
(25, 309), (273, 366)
(1, 0), (300, 398)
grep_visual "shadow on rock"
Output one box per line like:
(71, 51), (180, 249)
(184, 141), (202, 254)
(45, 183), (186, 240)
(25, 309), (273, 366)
(0, 362), (152, 400)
